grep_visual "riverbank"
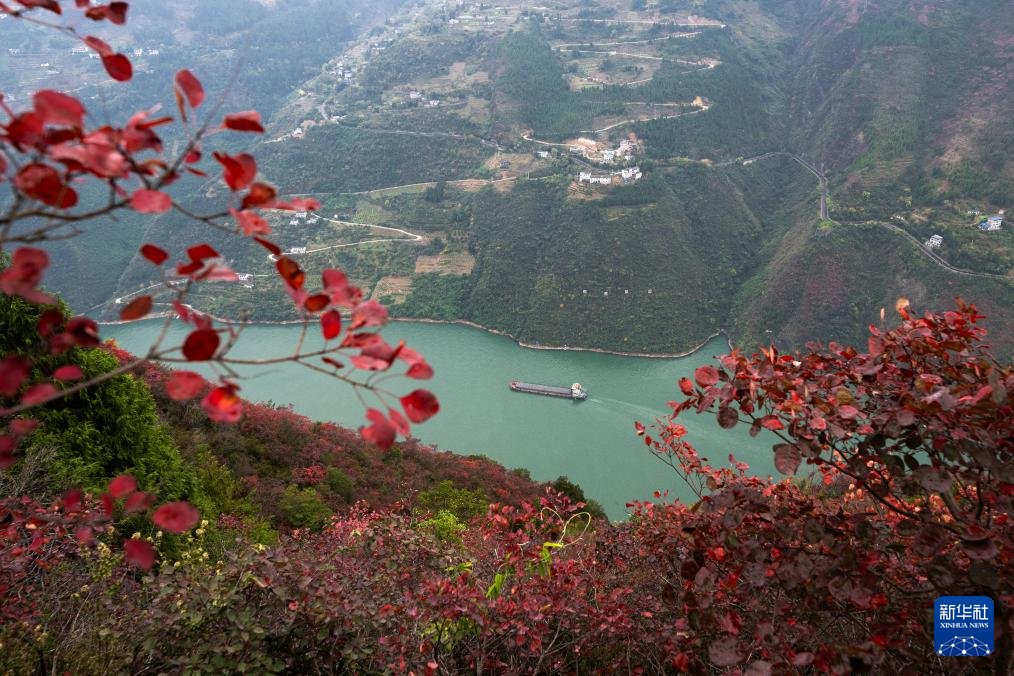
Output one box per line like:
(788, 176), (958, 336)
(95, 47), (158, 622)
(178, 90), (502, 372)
(97, 306), (734, 360)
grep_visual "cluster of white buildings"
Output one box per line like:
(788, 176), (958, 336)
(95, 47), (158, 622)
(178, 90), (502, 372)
(925, 234), (943, 249)
(578, 166), (643, 186)
(567, 138), (639, 165)
(287, 211), (320, 226)
(331, 63), (357, 83)
(408, 91), (440, 107)
(979, 211), (1005, 232)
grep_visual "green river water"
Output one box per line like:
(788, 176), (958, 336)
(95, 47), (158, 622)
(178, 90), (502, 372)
(104, 320), (776, 519)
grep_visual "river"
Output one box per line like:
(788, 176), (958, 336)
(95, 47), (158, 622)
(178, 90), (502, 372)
(104, 320), (777, 519)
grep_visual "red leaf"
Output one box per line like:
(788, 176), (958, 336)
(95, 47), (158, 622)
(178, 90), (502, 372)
(717, 406), (738, 429)
(634, 421), (645, 436)
(222, 111), (264, 133)
(130, 188), (172, 213)
(350, 299), (388, 329)
(10, 418), (38, 436)
(322, 268), (360, 306)
(838, 404), (860, 420)
(177, 243), (221, 276)
(321, 309), (342, 340)
(52, 365), (83, 382)
(231, 209), (270, 236)
(119, 295), (152, 321)
(108, 474), (136, 498)
(255, 237), (281, 255)
(760, 416), (784, 431)
(83, 35), (112, 56)
(124, 491), (155, 513)
(166, 371), (205, 400)
(202, 384), (241, 423)
(107, 1), (128, 23)
(17, 0), (61, 13)
(678, 377), (694, 395)
(174, 69), (204, 109)
(14, 163), (78, 208)
(303, 293), (329, 313)
(361, 408), (396, 450)
(388, 407), (410, 436)
(0, 356), (30, 397)
(61, 488), (83, 512)
(275, 256), (304, 289)
(406, 361), (433, 380)
(213, 152), (257, 191)
(270, 197), (321, 212)
(152, 501), (200, 534)
(0, 247), (54, 305)
(773, 444), (801, 475)
(123, 539), (155, 570)
(182, 329), (219, 361)
(694, 365), (719, 387)
(401, 389), (439, 423)
(33, 90), (85, 128)
(66, 316), (100, 347)
(140, 244), (169, 265)
(21, 383), (57, 406)
(101, 52), (133, 81)
(241, 182), (276, 209)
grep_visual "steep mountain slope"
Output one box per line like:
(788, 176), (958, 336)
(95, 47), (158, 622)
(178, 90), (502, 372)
(15, 0), (1011, 357)
(777, 0), (1014, 212)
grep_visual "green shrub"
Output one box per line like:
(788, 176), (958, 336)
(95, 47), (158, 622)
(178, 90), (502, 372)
(417, 480), (488, 521)
(279, 486), (332, 530)
(420, 509), (466, 543)
(325, 466), (355, 503)
(551, 475), (607, 521)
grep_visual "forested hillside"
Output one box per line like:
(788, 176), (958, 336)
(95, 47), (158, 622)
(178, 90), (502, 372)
(16, 0), (1014, 356)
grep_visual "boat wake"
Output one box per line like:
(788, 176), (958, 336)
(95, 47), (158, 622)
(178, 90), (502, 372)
(586, 397), (669, 422)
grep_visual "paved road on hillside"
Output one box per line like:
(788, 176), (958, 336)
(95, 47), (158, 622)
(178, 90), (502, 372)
(874, 222), (1011, 281)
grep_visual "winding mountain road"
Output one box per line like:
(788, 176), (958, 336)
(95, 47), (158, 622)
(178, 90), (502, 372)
(874, 222), (1011, 281)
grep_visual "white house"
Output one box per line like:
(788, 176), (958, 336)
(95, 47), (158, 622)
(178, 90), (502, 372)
(620, 167), (642, 183)
(601, 149), (616, 162)
(237, 273), (253, 282)
(591, 175), (612, 185)
(294, 212), (308, 219)
(925, 234), (943, 248)
(292, 128), (305, 138)
(409, 91), (422, 100)
(132, 48), (143, 57)
(289, 246), (307, 254)
(980, 215), (1003, 232)
(147, 49), (160, 56)
(427, 99), (440, 107)
(537, 150), (550, 159)
(578, 172), (592, 182)
(289, 219), (299, 226)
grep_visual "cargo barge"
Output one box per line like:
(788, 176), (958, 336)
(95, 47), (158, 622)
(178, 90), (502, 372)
(509, 381), (588, 400)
